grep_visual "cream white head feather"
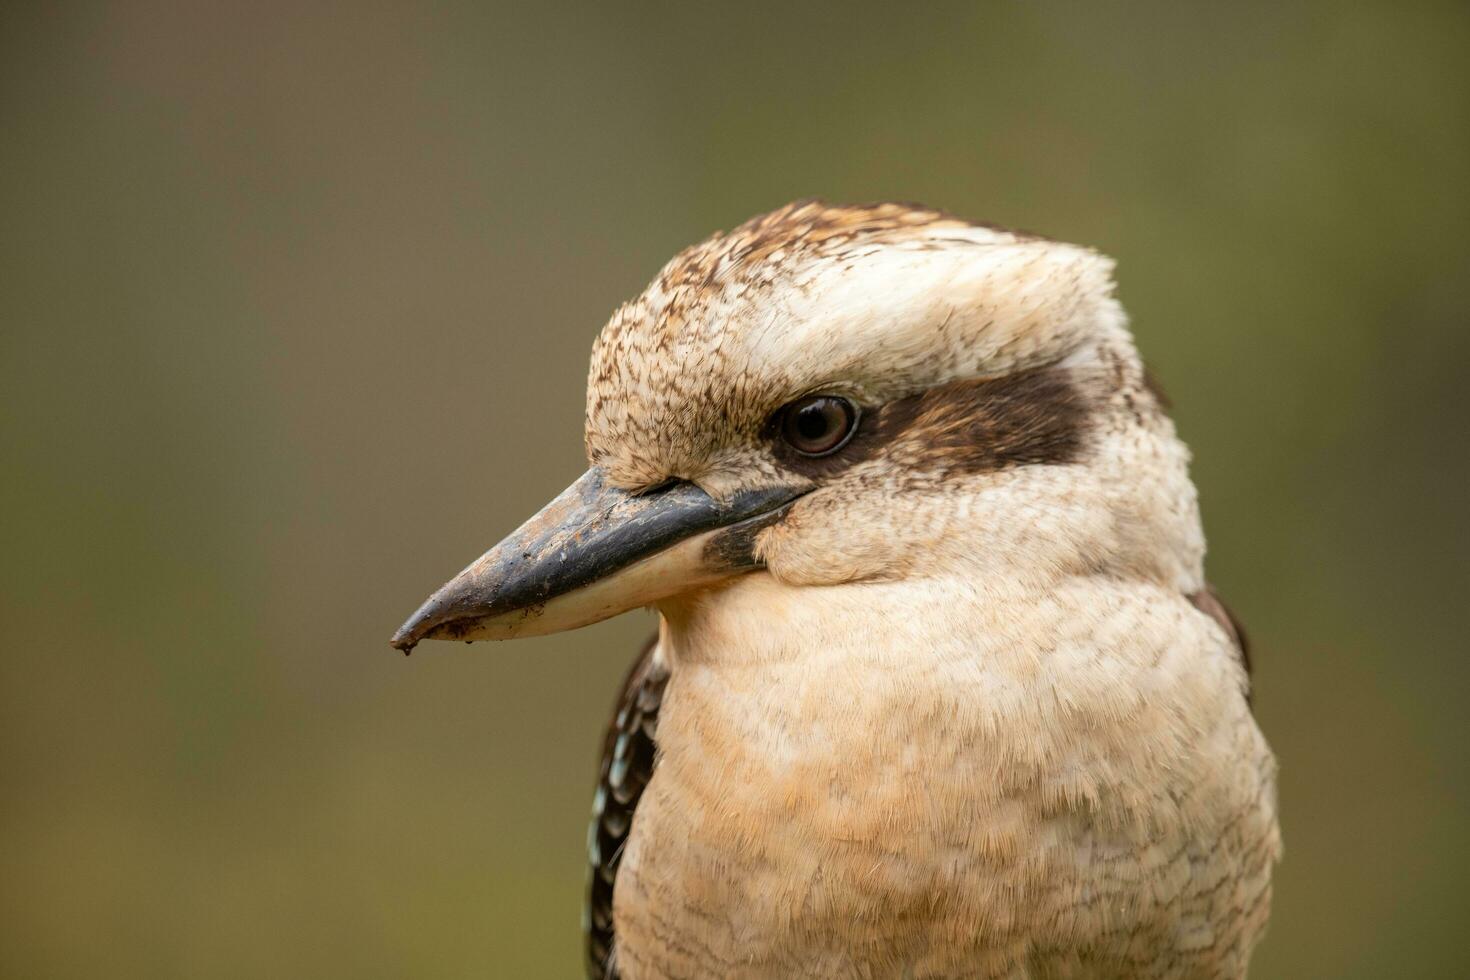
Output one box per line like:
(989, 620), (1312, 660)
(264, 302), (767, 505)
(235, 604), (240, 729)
(584, 200), (1202, 595)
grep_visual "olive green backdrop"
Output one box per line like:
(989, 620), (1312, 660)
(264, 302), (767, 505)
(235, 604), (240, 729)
(3, 2), (1466, 977)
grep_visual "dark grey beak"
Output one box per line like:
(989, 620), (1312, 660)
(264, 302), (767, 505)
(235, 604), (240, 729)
(390, 467), (804, 653)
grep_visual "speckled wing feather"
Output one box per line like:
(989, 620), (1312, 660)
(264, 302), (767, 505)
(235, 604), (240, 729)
(585, 636), (666, 980)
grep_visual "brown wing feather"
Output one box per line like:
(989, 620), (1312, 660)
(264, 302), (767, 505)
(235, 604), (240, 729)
(584, 635), (666, 980)
(1188, 584), (1252, 703)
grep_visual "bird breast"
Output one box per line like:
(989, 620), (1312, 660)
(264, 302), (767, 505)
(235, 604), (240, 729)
(610, 572), (1278, 979)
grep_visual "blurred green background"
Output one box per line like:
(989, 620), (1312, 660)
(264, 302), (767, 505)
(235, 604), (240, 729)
(3, 2), (1466, 977)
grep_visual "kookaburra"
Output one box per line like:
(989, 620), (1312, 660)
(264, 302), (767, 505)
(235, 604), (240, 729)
(392, 201), (1281, 979)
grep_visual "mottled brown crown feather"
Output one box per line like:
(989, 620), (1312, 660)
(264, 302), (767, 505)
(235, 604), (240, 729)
(638, 199), (1035, 298)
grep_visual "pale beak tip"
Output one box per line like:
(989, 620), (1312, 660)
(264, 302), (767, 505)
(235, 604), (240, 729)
(390, 605), (439, 654)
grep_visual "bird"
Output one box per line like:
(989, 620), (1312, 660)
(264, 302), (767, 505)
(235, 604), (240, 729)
(391, 200), (1281, 979)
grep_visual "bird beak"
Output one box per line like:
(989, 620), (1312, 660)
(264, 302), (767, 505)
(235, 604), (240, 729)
(390, 467), (804, 653)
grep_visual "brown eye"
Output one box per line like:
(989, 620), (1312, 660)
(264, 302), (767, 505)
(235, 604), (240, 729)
(780, 395), (859, 456)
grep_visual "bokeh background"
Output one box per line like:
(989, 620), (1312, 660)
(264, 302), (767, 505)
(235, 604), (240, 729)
(3, 2), (1467, 977)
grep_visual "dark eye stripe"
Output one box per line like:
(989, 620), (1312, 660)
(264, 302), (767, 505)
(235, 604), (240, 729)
(770, 365), (1088, 481)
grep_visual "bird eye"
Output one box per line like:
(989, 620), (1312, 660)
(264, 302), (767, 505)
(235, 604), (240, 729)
(779, 395), (859, 457)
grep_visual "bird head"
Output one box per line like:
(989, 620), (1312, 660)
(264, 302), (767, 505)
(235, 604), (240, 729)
(391, 201), (1203, 652)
